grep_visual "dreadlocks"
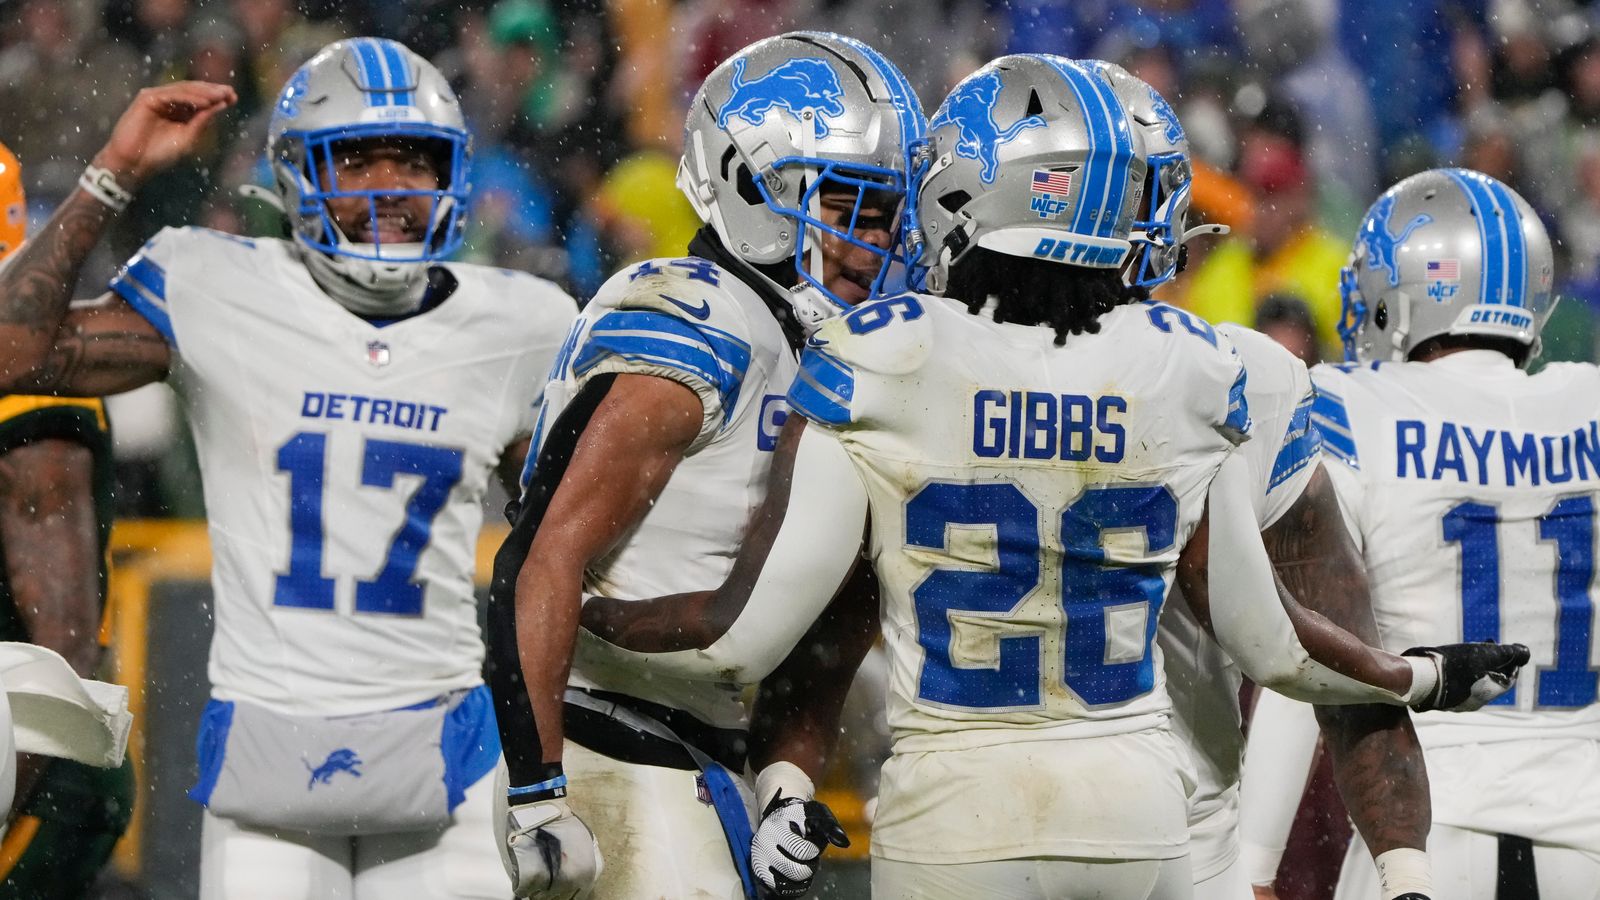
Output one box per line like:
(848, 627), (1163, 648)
(945, 247), (1150, 345)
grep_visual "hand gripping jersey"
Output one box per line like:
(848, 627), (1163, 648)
(112, 227), (577, 717)
(1159, 324), (1322, 880)
(1312, 352), (1600, 850)
(786, 294), (1251, 863)
(529, 256), (798, 730)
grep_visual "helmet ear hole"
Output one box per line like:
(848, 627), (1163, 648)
(937, 190), (972, 214)
(734, 164), (765, 206)
(1374, 300), (1389, 330)
(719, 146), (738, 182)
(1025, 89), (1044, 117)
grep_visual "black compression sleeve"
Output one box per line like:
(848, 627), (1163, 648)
(486, 374), (617, 790)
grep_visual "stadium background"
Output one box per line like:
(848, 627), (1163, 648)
(1, 0), (1596, 896)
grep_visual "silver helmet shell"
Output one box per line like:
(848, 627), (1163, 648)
(267, 38), (472, 301)
(912, 55), (1154, 293)
(1339, 168), (1556, 366)
(678, 32), (925, 330)
(1104, 63), (1198, 289)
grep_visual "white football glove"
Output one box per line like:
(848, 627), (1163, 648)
(498, 798), (602, 900)
(1403, 641), (1530, 712)
(750, 763), (848, 899)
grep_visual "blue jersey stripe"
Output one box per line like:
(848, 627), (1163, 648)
(1269, 394), (1321, 490)
(352, 39), (389, 106)
(110, 276), (176, 346)
(1224, 365), (1251, 437)
(788, 346), (855, 427)
(1446, 169), (1506, 304)
(575, 310), (744, 420)
(377, 40), (413, 106)
(1310, 388), (1359, 468)
(125, 254), (167, 301)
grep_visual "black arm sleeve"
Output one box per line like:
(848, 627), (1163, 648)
(486, 374), (617, 789)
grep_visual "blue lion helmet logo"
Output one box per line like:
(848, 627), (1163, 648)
(717, 57), (846, 138)
(1149, 87), (1184, 144)
(1360, 194), (1432, 287)
(304, 748), (363, 790)
(929, 71), (1046, 184)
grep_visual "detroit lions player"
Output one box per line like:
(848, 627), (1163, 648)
(1239, 169), (1600, 899)
(1095, 68), (1438, 900)
(573, 56), (1527, 899)
(485, 32), (924, 900)
(0, 40), (578, 900)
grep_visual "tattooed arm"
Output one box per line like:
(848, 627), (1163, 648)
(1262, 465), (1430, 858)
(0, 81), (234, 394)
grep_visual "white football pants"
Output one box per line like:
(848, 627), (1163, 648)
(198, 763), (507, 900)
(561, 738), (755, 900)
(1337, 825), (1600, 900)
(872, 854), (1194, 899)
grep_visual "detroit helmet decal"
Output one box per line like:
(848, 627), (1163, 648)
(1149, 87), (1184, 144)
(717, 57), (847, 138)
(1360, 193), (1432, 287)
(930, 70), (1046, 184)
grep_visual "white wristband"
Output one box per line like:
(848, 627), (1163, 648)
(1375, 847), (1431, 899)
(79, 165), (134, 212)
(1402, 655), (1440, 708)
(755, 761), (814, 809)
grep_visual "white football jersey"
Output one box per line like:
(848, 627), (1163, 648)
(790, 296), (1251, 746)
(1160, 324), (1321, 880)
(1313, 351), (1600, 846)
(532, 257), (798, 730)
(111, 227), (578, 717)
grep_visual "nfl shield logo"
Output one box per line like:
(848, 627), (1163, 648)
(366, 340), (390, 367)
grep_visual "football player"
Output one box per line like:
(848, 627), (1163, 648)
(1240, 169), (1600, 899)
(485, 31), (925, 900)
(0, 139), (132, 898)
(0, 40), (578, 900)
(576, 57), (1527, 900)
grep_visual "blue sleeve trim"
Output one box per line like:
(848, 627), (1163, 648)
(187, 699), (235, 807)
(440, 685), (502, 812)
(110, 254), (177, 347)
(572, 310), (748, 419)
(787, 345), (855, 427)
(1224, 365), (1252, 437)
(1268, 392), (1322, 490)
(1310, 387), (1360, 469)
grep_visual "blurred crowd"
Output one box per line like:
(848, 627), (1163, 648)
(2, 0), (1600, 515)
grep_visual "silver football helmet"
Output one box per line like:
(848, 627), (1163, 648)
(1339, 168), (1556, 366)
(267, 38), (472, 309)
(912, 55), (1162, 293)
(678, 32), (925, 330)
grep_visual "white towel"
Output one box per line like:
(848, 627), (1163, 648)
(0, 643), (131, 768)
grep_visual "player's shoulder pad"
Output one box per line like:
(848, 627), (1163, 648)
(1308, 362), (1362, 470)
(1215, 323), (1311, 401)
(788, 293), (932, 429)
(590, 256), (757, 338)
(577, 258), (759, 416)
(806, 293), (934, 376)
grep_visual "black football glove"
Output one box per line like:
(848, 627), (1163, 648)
(750, 791), (850, 899)
(1404, 641), (1530, 712)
